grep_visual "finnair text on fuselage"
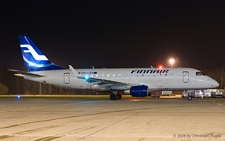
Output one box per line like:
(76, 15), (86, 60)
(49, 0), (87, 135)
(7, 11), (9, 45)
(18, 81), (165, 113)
(131, 69), (169, 74)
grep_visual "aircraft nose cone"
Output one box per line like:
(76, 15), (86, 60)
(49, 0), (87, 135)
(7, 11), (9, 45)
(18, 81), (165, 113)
(214, 81), (219, 87)
(211, 79), (219, 87)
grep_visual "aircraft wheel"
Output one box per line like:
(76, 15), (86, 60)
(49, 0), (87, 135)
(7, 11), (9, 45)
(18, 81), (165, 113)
(188, 96), (192, 101)
(116, 94), (122, 100)
(110, 94), (116, 100)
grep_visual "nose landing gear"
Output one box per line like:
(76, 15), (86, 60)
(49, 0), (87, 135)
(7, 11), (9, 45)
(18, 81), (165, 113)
(187, 96), (192, 100)
(187, 93), (192, 101)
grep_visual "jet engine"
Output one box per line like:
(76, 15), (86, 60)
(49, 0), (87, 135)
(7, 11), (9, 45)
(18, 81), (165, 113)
(124, 85), (148, 97)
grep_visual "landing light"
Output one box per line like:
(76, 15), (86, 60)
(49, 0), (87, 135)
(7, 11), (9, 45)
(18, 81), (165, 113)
(17, 95), (21, 99)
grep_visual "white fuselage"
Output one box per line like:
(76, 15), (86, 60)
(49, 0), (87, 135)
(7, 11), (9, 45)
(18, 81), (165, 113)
(24, 68), (219, 92)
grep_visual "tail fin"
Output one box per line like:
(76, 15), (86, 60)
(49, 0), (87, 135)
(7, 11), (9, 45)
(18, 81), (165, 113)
(18, 35), (64, 71)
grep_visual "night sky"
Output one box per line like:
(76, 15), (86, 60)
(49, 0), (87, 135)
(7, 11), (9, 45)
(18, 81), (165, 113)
(1, 0), (225, 71)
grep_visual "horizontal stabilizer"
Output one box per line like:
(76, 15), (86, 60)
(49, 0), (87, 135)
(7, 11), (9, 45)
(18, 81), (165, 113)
(8, 69), (45, 77)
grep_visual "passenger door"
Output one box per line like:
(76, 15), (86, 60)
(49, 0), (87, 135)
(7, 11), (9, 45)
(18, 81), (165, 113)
(64, 73), (70, 84)
(183, 71), (189, 83)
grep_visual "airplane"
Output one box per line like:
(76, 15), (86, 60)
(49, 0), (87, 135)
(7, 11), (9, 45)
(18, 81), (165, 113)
(8, 35), (219, 100)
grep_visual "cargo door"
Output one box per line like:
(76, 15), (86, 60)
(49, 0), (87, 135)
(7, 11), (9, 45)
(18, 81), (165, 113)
(64, 73), (70, 84)
(183, 71), (189, 83)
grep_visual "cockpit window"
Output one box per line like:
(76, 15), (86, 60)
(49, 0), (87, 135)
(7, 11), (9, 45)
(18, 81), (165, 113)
(196, 72), (207, 76)
(202, 72), (207, 75)
(196, 72), (202, 76)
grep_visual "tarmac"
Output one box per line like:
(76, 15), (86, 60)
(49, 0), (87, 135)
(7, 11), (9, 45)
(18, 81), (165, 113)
(0, 96), (225, 141)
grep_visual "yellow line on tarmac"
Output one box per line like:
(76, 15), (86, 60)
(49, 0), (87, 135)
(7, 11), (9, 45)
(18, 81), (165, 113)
(197, 100), (221, 102)
(217, 103), (223, 106)
(197, 100), (224, 107)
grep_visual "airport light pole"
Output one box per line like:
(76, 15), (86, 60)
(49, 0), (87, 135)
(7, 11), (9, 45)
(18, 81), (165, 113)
(169, 58), (175, 68)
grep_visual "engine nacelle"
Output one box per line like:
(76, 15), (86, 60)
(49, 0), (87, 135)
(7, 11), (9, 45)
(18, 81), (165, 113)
(125, 85), (148, 97)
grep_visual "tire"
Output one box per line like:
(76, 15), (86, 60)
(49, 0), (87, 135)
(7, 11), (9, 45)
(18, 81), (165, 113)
(116, 94), (122, 100)
(188, 96), (192, 100)
(110, 94), (116, 100)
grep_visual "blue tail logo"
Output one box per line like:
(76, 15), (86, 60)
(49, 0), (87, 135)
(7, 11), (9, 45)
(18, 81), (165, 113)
(18, 35), (64, 71)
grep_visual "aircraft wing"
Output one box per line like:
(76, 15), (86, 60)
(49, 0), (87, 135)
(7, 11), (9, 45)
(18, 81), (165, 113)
(8, 69), (45, 77)
(80, 76), (131, 90)
(69, 65), (131, 90)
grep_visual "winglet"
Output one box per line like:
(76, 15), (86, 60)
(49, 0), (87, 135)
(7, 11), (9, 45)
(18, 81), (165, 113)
(69, 65), (79, 77)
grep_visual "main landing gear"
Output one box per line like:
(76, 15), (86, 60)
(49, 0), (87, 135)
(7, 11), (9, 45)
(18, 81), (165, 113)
(110, 90), (122, 100)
